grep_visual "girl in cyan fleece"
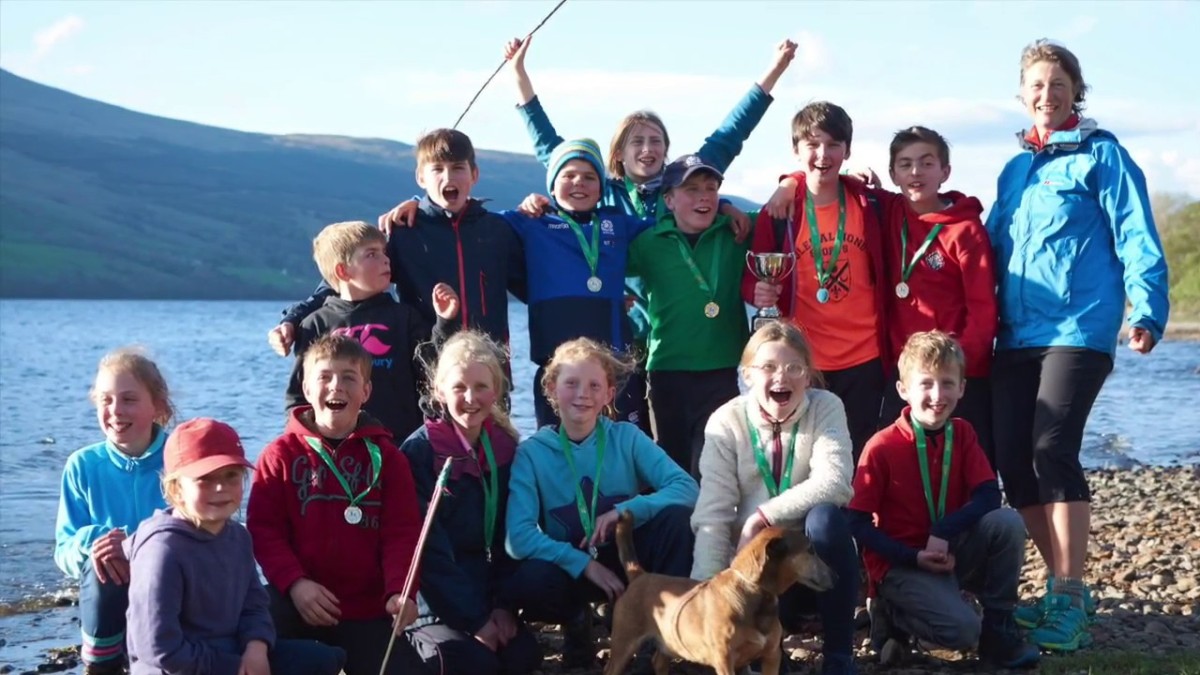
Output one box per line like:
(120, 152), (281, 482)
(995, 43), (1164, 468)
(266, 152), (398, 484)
(124, 418), (344, 675)
(54, 348), (175, 675)
(502, 338), (698, 669)
(400, 331), (541, 675)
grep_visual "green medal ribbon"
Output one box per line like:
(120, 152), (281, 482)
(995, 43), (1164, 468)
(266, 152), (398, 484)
(560, 211), (602, 280)
(911, 416), (954, 522)
(673, 230), (725, 306)
(476, 430), (500, 560)
(744, 408), (800, 498)
(803, 183), (848, 290)
(624, 176), (666, 220)
(304, 437), (382, 509)
(558, 422), (607, 550)
(899, 216), (945, 284)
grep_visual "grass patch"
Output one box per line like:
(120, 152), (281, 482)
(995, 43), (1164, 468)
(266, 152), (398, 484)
(1039, 650), (1200, 675)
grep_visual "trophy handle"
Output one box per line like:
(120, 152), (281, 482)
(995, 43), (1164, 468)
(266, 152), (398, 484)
(780, 252), (797, 279)
(745, 250), (756, 274)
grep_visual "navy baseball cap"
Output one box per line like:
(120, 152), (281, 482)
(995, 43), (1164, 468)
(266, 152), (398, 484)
(662, 154), (724, 191)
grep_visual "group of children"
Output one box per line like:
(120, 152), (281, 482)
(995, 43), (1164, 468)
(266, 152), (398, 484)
(57, 34), (1051, 675)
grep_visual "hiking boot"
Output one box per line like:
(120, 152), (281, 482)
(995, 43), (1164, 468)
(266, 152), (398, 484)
(1015, 578), (1097, 628)
(1029, 593), (1093, 652)
(979, 610), (1040, 669)
(868, 595), (910, 664)
(561, 609), (595, 668)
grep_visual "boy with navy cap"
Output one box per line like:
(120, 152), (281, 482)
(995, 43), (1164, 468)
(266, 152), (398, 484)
(627, 154), (759, 475)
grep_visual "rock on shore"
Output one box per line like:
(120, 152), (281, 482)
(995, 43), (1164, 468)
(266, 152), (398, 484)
(5, 467), (1198, 674)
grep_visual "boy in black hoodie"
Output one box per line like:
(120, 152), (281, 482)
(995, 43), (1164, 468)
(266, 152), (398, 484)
(285, 221), (459, 441)
(269, 129), (527, 355)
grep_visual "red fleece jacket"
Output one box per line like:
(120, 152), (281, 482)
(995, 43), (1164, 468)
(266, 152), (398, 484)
(879, 191), (997, 378)
(247, 408), (421, 621)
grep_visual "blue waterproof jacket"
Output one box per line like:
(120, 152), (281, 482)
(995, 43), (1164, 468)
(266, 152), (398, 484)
(985, 119), (1169, 356)
(54, 428), (168, 579)
(516, 85), (774, 340)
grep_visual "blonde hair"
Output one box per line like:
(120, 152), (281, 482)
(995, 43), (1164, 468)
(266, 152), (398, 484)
(740, 321), (825, 388)
(540, 338), (635, 419)
(312, 221), (387, 288)
(426, 331), (518, 440)
(607, 111), (669, 179)
(90, 347), (175, 427)
(1019, 39), (1089, 113)
(897, 331), (966, 381)
(161, 468), (247, 528)
(303, 333), (374, 383)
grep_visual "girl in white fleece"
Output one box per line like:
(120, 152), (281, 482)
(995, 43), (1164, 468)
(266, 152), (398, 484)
(690, 321), (859, 675)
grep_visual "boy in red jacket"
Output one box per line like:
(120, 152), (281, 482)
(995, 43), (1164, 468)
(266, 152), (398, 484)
(848, 332), (1037, 669)
(248, 335), (425, 675)
(875, 127), (997, 467)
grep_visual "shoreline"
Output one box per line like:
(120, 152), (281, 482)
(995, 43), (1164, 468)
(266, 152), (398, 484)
(3, 466), (1198, 673)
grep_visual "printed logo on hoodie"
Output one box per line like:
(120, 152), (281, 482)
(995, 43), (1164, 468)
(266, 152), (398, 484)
(332, 324), (395, 369)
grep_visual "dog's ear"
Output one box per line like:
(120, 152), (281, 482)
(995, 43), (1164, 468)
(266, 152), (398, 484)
(766, 534), (791, 560)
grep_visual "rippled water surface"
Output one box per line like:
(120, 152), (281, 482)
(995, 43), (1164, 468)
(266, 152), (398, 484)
(1, 299), (1197, 607)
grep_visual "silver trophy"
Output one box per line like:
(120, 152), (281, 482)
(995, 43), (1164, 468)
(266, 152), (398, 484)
(746, 251), (796, 331)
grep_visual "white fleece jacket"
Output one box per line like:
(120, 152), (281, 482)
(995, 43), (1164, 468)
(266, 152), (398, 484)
(690, 390), (854, 581)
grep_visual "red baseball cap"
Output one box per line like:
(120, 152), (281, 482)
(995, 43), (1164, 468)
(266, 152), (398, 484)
(165, 418), (254, 478)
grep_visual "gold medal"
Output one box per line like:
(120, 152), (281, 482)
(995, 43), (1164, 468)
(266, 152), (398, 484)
(704, 301), (720, 318)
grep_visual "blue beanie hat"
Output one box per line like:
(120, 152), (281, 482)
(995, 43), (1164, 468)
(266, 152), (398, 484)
(547, 138), (607, 196)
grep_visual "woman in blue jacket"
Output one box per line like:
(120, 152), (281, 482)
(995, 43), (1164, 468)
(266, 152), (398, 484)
(985, 39), (1169, 653)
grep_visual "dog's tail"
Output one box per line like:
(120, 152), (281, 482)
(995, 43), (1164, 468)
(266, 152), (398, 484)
(615, 510), (643, 582)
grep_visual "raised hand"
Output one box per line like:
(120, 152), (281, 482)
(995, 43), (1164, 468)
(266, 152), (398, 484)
(268, 322), (295, 357)
(377, 200), (419, 236)
(431, 282), (460, 321)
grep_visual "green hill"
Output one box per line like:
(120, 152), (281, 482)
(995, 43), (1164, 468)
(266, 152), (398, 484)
(0, 68), (551, 299)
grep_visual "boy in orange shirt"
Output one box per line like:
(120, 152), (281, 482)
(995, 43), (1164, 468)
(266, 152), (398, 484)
(743, 102), (888, 463)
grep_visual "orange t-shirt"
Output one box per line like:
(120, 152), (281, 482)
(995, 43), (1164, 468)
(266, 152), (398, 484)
(792, 198), (879, 371)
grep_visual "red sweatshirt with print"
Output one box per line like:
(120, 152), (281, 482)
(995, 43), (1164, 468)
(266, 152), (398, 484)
(878, 191), (997, 378)
(247, 407), (420, 620)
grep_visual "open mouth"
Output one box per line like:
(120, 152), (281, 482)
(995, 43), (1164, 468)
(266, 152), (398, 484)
(325, 398), (348, 412)
(768, 387), (793, 405)
(442, 186), (460, 202)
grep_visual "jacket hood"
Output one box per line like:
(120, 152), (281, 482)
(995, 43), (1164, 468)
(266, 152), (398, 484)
(104, 425), (167, 472)
(417, 195), (490, 223)
(126, 508), (217, 558)
(424, 417), (517, 480)
(1016, 117), (1103, 153)
(284, 406), (393, 443)
(914, 191), (984, 226)
(319, 293), (394, 314)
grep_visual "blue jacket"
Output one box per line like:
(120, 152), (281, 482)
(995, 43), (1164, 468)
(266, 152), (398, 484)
(985, 119), (1170, 355)
(54, 428), (168, 579)
(505, 417), (698, 578)
(516, 85), (774, 339)
(125, 510), (275, 675)
(499, 208), (653, 365)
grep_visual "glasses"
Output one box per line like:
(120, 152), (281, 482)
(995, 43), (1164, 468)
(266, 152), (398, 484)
(746, 362), (808, 377)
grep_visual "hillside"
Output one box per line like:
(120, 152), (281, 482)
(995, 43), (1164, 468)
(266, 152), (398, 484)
(0, 69), (550, 299)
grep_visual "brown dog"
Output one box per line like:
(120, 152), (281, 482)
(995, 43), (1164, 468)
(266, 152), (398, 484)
(603, 511), (835, 675)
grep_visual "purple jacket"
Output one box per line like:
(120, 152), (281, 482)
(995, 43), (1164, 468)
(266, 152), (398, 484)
(125, 509), (274, 674)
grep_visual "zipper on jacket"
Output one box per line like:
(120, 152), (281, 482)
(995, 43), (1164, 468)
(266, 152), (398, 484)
(479, 272), (488, 316)
(451, 212), (469, 329)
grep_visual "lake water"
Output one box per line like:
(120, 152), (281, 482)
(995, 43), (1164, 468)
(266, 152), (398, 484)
(1, 299), (1197, 610)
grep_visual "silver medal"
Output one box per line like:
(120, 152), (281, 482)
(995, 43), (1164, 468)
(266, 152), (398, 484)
(586, 276), (603, 293)
(895, 282), (910, 299)
(816, 288), (830, 304)
(343, 505), (363, 525)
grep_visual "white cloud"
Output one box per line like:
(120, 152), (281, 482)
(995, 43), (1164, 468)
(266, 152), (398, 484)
(33, 15), (84, 62)
(794, 30), (831, 77)
(1058, 15), (1099, 41)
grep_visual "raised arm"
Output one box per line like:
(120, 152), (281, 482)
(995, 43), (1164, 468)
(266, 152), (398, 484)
(697, 39), (796, 172)
(506, 36), (563, 167)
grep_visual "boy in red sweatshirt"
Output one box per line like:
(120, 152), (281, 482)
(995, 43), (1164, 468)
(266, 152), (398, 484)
(875, 127), (997, 466)
(248, 335), (425, 675)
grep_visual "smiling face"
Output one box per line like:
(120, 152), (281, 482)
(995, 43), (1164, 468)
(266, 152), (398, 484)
(174, 466), (245, 534)
(94, 368), (163, 457)
(664, 172), (721, 234)
(416, 159), (479, 213)
(897, 363), (964, 430)
(548, 357), (615, 434)
(889, 141), (950, 210)
(743, 339), (812, 421)
(552, 159), (603, 212)
(794, 129), (849, 190)
(337, 242), (391, 298)
(1021, 60), (1077, 134)
(620, 121), (667, 182)
(436, 361), (498, 436)
(302, 356), (372, 438)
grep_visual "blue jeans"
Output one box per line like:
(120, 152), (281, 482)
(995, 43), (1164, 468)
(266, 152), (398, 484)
(79, 563), (129, 666)
(206, 637), (345, 675)
(778, 503), (859, 667)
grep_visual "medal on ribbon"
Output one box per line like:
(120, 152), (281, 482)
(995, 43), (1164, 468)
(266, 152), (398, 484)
(911, 415), (954, 522)
(304, 437), (382, 525)
(896, 215), (944, 299)
(744, 407), (800, 498)
(804, 184), (847, 304)
(673, 229), (725, 319)
(558, 422), (607, 558)
(561, 211), (603, 294)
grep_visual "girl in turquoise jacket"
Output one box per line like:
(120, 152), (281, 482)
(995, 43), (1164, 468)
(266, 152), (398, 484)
(985, 39), (1169, 655)
(55, 347), (176, 674)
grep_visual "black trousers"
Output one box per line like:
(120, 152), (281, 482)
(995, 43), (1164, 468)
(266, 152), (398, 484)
(646, 368), (740, 477)
(821, 358), (885, 467)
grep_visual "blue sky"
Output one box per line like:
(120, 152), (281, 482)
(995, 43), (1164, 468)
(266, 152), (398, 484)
(2, 0), (1197, 206)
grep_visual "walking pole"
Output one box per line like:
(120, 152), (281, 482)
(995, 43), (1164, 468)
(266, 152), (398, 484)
(378, 458), (455, 675)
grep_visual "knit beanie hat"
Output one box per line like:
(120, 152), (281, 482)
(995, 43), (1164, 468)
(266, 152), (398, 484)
(547, 138), (607, 196)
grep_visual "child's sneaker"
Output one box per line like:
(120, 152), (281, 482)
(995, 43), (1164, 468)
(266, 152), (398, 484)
(1028, 593), (1093, 652)
(1015, 579), (1097, 628)
(979, 610), (1040, 669)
